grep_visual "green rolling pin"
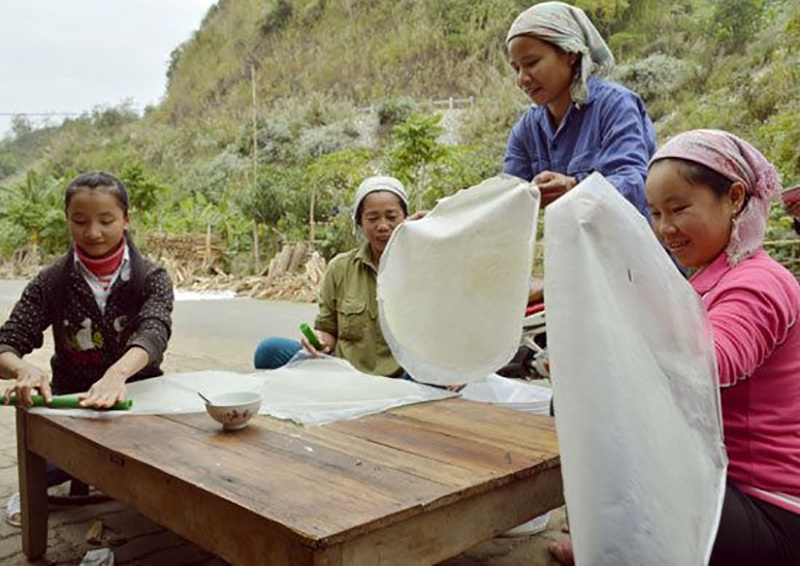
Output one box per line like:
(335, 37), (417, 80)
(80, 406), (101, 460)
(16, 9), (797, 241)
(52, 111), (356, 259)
(5, 394), (133, 411)
(300, 323), (324, 350)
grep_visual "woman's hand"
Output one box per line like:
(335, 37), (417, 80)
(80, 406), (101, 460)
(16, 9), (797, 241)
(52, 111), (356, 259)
(300, 329), (336, 357)
(79, 373), (127, 409)
(407, 210), (428, 221)
(533, 171), (577, 207)
(3, 361), (51, 407)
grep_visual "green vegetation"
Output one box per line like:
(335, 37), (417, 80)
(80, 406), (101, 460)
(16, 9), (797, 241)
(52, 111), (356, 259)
(0, 0), (797, 273)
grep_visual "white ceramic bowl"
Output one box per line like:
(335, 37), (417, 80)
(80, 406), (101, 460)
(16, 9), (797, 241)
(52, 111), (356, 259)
(205, 392), (262, 430)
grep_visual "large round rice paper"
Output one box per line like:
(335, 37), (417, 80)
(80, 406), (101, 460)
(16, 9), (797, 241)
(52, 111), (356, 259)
(378, 175), (539, 385)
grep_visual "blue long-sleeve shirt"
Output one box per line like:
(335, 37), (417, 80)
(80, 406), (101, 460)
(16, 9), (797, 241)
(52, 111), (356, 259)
(503, 77), (655, 219)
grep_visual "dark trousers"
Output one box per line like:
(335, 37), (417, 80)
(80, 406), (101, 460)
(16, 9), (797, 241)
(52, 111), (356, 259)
(710, 483), (800, 566)
(46, 462), (71, 488)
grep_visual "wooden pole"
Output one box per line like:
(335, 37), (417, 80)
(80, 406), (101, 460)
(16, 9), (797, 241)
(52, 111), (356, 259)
(253, 220), (260, 274)
(204, 221), (212, 268)
(309, 187), (316, 246)
(251, 64), (258, 191)
(251, 64), (260, 274)
(416, 167), (425, 211)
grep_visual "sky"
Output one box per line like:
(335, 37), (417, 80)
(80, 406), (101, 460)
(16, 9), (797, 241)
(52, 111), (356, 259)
(0, 0), (218, 138)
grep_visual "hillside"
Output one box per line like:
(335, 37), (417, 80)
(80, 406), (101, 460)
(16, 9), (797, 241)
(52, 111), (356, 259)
(0, 0), (797, 272)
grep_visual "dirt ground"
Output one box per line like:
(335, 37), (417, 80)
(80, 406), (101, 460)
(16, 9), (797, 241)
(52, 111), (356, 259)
(0, 280), (566, 565)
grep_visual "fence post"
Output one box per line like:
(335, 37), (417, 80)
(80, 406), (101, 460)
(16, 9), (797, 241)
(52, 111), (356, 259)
(204, 221), (212, 268)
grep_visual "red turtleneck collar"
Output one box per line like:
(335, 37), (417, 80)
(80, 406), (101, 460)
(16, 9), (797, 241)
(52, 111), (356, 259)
(74, 238), (126, 277)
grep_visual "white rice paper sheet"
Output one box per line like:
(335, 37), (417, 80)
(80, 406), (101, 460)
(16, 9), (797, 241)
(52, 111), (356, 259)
(544, 173), (727, 565)
(378, 175), (539, 385)
(29, 355), (454, 425)
(460, 373), (551, 414)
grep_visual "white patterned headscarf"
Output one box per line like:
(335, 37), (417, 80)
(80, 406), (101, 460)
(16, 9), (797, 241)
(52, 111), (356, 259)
(650, 129), (782, 266)
(507, 2), (615, 104)
(352, 176), (408, 234)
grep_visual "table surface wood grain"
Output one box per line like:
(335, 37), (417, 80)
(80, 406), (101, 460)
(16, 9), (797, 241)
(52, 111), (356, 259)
(18, 398), (562, 565)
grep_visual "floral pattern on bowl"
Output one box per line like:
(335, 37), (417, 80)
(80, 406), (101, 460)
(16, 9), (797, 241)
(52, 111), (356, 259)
(205, 392), (262, 431)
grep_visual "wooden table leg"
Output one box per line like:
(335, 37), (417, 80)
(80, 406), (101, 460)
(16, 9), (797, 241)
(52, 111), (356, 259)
(16, 409), (48, 559)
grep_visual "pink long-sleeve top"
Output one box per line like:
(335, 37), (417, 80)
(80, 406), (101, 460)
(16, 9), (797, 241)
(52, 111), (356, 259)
(691, 249), (799, 513)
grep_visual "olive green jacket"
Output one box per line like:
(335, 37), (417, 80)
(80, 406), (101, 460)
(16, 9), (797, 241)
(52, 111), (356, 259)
(314, 243), (401, 377)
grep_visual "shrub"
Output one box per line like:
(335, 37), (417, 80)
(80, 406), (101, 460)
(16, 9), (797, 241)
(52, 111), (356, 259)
(316, 210), (359, 260)
(423, 145), (503, 208)
(299, 123), (359, 159)
(304, 149), (373, 216)
(91, 101), (140, 131)
(612, 53), (696, 103)
(120, 163), (169, 214)
(260, 0), (293, 36)
(0, 220), (28, 259)
(459, 69), (528, 149)
(710, 0), (765, 54)
(0, 152), (17, 180)
(757, 100), (800, 182)
(377, 97), (418, 126)
(178, 149), (248, 201)
(235, 116), (298, 164)
(247, 164), (305, 226)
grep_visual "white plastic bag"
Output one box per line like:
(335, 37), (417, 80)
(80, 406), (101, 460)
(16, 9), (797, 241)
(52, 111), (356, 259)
(80, 549), (114, 566)
(378, 175), (539, 385)
(544, 173), (726, 565)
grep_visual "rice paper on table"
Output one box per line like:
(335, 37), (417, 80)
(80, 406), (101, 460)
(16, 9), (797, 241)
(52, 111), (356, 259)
(28, 355), (454, 425)
(378, 175), (539, 385)
(544, 172), (727, 565)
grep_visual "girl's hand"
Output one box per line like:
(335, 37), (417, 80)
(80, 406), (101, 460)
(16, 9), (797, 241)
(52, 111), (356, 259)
(533, 171), (577, 207)
(3, 362), (51, 407)
(300, 330), (336, 357)
(79, 373), (127, 409)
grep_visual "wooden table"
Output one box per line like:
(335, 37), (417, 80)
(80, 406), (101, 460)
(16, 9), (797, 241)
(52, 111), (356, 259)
(17, 398), (562, 565)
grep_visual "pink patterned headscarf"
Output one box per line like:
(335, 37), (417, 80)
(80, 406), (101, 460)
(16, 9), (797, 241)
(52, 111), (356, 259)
(649, 129), (782, 265)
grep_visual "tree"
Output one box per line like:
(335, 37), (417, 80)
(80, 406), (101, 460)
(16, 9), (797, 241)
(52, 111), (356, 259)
(120, 163), (168, 214)
(304, 149), (372, 243)
(10, 115), (33, 139)
(387, 113), (446, 210)
(0, 152), (18, 179)
(245, 164), (302, 227)
(711, 0), (765, 53)
(0, 171), (68, 256)
(571, 0), (631, 36)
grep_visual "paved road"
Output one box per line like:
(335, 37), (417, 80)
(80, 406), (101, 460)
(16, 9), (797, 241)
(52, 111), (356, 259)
(0, 280), (563, 565)
(0, 280), (319, 375)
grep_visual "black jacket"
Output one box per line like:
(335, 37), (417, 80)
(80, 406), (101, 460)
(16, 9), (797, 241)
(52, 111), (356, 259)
(0, 242), (173, 394)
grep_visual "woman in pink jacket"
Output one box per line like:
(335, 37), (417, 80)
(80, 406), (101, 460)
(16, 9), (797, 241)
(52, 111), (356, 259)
(551, 130), (800, 565)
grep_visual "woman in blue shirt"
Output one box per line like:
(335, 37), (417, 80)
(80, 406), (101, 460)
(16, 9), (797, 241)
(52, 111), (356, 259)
(504, 2), (655, 217)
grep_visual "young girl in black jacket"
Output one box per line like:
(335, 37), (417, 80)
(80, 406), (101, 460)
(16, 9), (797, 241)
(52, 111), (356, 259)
(0, 171), (173, 409)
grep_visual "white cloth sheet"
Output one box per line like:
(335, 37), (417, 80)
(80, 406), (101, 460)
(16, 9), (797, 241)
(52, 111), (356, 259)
(29, 356), (454, 425)
(378, 175), (539, 385)
(544, 173), (726, 565)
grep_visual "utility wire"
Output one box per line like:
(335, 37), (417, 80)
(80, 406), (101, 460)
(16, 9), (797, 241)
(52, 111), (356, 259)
(0, 112), (82, 116)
